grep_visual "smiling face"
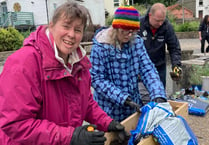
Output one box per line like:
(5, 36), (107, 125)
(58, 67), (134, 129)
(49, 15), (84, 61)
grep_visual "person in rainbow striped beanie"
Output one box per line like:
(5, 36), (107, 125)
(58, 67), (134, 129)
(90, 5), (168, 122)
(112, 5), (140, 30)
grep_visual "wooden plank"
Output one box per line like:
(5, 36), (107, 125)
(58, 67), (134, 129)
(138, 136), (158, 145)
(105, 112), (140, 145)
(105, 101), (188, 145)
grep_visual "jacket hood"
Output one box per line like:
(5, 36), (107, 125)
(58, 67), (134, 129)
(23, 25), (62, 71)
(93, 27), (115, 46)
(23, 25), (91, 77)
(23, 25), (49, 51)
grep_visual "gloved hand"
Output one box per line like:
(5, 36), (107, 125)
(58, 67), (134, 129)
(124, 97), (141, 112)
(70, 125), (106, 145)
(152, 97), (167, 103)
(108, 120), (130, 144)
(170, 65), (182, 81)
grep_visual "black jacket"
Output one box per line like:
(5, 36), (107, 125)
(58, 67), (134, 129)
(138, 14), (181, 67)
(198, 21), (209, 37)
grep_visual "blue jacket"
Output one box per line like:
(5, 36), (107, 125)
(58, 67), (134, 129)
(90, 27), (166, 121)
(138, 14), (181, 67)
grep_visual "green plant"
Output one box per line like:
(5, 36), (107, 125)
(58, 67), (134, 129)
(105, 15), (114, 26)
(133, 3), (147, 16)
(0, 27), (24, 52)
(189, 63), (209, 85)
(172, 21), (199, 32)
(21, 29), (31, 38)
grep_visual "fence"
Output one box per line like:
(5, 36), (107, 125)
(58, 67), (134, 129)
(0, 12), (34, 30)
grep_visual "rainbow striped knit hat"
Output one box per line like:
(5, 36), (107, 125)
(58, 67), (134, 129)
(112, 5), (140, 30)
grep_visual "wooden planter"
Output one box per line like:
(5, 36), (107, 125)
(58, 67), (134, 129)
(105, 100), (188, 145)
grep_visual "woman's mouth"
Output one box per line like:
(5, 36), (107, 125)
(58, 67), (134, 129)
(63, 40), (73, 45)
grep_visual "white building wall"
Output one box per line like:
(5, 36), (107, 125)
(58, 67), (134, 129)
(196, 0), (209, 18)
(0, 0), (105, 27)
(46, 0), (106, 26)
(3, 0), (48, 26)
(83, 0), (105, 26)
(104, 0), (130, 16)
(47, 0), (66, 23)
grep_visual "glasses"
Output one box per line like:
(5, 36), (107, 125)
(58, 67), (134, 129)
(119, 29), (137, 36)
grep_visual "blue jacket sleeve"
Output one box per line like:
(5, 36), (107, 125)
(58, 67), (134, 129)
(90, 45), (129, 105)
(136, 38), (167, 100)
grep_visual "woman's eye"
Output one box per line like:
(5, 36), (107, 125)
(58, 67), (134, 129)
(63, 25), (69, 29)
(75, 29), (82, 32)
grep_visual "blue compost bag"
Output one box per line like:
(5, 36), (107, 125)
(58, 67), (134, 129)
(128, 102), (198, 145)
(176, 95), (209, 116)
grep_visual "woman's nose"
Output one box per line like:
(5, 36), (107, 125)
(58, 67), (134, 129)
(67, 29), (75, 38)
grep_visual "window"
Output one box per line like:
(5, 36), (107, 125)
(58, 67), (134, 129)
(199, 0), (203, 6)
(1, 2), (8, 13)
(53, 3), (57, 9)
(199, 10), (203, 18)
(114, 0), (119, 7)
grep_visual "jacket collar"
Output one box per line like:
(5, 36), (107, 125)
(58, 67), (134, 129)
(45, 28), (87, 74)
(23, 25), (91, 80)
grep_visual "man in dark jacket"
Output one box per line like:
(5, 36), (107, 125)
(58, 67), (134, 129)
(138, 3), (182, 87)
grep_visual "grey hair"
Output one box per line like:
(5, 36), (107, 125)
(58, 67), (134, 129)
(51, 1), (92, 30)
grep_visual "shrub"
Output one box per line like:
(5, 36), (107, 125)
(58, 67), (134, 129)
(105, 15), (114, 26)
(0, 27), (24, 52)
(189, 63), (209, 85)
(21, 29), (32, 38)
(172, 21), (199, 32)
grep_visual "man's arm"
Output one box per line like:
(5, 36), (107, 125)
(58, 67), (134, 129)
(165, 23), (181, 68)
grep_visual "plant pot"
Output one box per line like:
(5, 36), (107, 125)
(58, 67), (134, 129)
(201, 76), (209, 91)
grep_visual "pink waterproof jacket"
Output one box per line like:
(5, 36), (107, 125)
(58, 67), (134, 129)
(0, 26), (113, 145)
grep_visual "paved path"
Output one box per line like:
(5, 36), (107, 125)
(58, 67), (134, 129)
(179, 38), (200, 52)
(179, 39), (209, 145)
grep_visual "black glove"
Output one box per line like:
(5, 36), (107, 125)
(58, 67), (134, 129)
(170, 65), (182, 81)
(70, 125), (106, 145)
(152, 97), (167, 103)
(124, 97), (141, 112)
(108, 120), (130, 144)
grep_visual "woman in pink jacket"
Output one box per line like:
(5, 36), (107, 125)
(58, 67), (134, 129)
(0, 2), (127, 145)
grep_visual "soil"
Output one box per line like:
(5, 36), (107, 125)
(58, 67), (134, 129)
(178, 39), (209, 145)
(188, 113), (209, 145)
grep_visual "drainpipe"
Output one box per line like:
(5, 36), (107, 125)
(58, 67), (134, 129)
(182, 0), (185, 24)
(45, 0), (49, 24)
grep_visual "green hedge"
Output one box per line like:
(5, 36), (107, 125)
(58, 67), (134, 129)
(172, 21), (199, 32)
(0, 27), (24, 52)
